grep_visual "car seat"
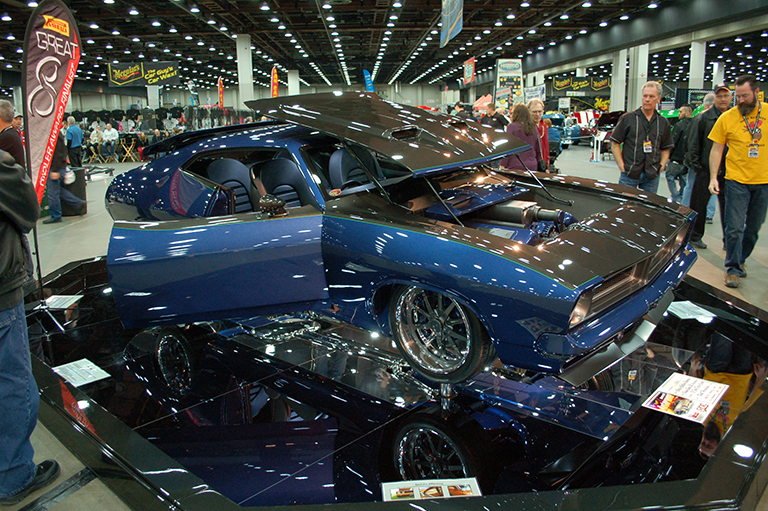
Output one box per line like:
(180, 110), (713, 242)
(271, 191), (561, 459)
(328, 146), (380, 190)
(260, 158), (316, 209)
(207, 158), (258, 213)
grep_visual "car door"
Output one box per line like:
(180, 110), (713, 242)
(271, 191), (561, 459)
(108, 186), (328, 329)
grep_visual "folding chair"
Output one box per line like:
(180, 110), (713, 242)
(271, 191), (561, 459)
(121, 136), (139, 162)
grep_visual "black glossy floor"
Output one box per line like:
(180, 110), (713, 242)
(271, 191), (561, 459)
(15, 144), (768, 510)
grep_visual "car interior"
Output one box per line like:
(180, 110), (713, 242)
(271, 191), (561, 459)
(180, 139), (412, 216)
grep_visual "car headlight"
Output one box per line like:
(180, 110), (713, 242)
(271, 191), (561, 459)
(569, 290), (593, 328)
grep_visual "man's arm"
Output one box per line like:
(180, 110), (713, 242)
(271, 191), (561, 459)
(708, 142), (725, 195)
(611, 142), (625, 172)
(0, 151), (39, 232)
(660, 148), (670, 172)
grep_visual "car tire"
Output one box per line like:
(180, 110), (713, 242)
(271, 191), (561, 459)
(389, 285), (492, 383)
(392, 415), (479, 482)
(580, 369), (615, 392)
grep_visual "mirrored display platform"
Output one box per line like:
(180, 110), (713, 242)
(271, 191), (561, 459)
(27, 257), (768, 510)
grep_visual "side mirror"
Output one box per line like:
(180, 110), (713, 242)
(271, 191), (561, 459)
(259, 194), (287, 217)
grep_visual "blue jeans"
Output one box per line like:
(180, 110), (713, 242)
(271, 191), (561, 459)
(0, 302), (38, 498)
(724, 180), (768, 276)
(682, 167), (717, 216)
(665, 162), (687, 203)
(103, 141), (115, 157)
(619, 171), (660, 194)
(47, 177), (84, 221)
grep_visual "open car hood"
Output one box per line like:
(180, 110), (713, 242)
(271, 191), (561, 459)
(246, 92), (530, 177)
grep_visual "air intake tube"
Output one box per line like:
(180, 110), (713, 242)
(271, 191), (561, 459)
(486, 200), (565, 227)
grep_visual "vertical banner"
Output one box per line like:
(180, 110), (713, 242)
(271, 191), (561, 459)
(440, 0), (463, 48)
(496, 59), (523, 105)
(271, 66), (278, 98)
(22, 0), (81, 203)
(363, 70), (374, 92)
(463, 57), (475, 85)
(218, 76), (223, 107)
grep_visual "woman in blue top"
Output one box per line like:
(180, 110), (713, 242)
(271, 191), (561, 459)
(499, 104), (544, 172)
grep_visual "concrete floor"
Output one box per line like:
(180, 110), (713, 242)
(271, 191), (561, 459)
(18, 144), (768, 509)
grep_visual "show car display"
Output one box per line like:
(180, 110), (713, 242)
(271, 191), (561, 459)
(105, 92), (697, 384)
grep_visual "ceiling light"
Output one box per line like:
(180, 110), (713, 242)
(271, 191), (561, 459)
(270, 17), (279, 22)
(582, 1), (591, 6)
(197, 40), (205, 46)
(648, 2), (658, 7)
(103, 0), (114, 4)
(169, 26), (177, 33)
(27, 1), (38, 6)
(620, 14), (629, 20)
(190, 5), (200, 12)
(151, 20), (161, 26)
(560, 14), (569, 19)
(327, 15), (335, 21)
(521, 1), (530, 6)
(528, 29), (536, 34)
(112, 29), (120, 35)
(260, 2), (270, 10)
(220, 26), (227, 31)
(89, 23), (99, 29)
(105, 43), (113, 49)
(1, 13), (11, 22)
(6, 34), (13, 40)
(322, 2), (331, 8)
(185, 35), (193, 40)
(544, 21), (552, 26)
(207, 19), (216, 24)
(599, 21), (608, 26)
(86, 39), (94, 44)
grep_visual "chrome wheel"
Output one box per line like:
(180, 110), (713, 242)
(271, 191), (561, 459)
(395, 424), (470, 480)
(393, 287), (472, 375)
(156, 329), (193, 395)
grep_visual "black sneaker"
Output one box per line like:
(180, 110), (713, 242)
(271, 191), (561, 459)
(690, 239), (707, 249)
(0, 460), (60, 506)
(42, 217), (61, 224)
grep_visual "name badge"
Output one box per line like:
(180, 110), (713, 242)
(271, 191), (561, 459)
(643, 140), (653, 153)
(749, 144), (759, 158)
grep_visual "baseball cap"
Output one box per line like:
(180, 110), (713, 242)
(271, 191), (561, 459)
(714, 83), (730, 94)
(13, 110), (21, 118)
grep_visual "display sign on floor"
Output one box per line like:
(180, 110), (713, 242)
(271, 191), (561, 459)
(381, 477), (481, 501)
(642, 372), (729, 424)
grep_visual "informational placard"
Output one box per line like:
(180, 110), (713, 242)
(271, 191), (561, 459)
(642, 372), (729, 424)
(463, 57), (475, 85)
(524, 84), (545, 103)
(667, 300), (716, 322)
(53, 358), (110, 387)
(382, 477), (481, 501)
(559, 97), (571, 110)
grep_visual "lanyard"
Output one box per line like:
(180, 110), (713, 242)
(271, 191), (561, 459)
(640, 111), (653, 139)
(742, 102), (762, 142)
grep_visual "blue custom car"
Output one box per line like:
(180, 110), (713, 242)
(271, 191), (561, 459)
(106, 92), (697, 383)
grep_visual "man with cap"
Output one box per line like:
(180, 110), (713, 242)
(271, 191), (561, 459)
(708, 74), (768, 288)
(12, 111), (23, 148)
(686, 83), (733, 250)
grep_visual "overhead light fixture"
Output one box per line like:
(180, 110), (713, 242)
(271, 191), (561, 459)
(620, 14), (629, 20)
(582, 1), (591, 6)
(190, 5), (200, 12)
(207, 19), (216, 24)
(260, 2), (270, 10)
(112, 29), (120, 35)
(86, 39), (94, 44)
(89, 23), (99, 29)
(520, 1), (530, 6)
(103, 0), (114, 4)
(322, 2), (331, 8)
(128, 7), (139, 15)
(220, 26), (227, 31)
(1, 13), (11, 22)
(169, 26), (177, 33)
(393, 0), (402, 6)
(27, 1), (38, 6)
(599, 21), (608, 26)
(151, 20), (161, 26)
(560, 13), (569, 19)
(6, 34), (13, 40)
(648, 2), (658, 7)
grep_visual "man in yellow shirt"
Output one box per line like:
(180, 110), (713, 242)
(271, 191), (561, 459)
(708, 74), (768, 288)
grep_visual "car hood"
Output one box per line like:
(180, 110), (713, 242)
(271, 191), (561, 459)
(246, 92), (530, 177)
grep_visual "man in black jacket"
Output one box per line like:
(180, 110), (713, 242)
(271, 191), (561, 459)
(0, 150), (60, 505)
(481, 102), (509, 130)
(686, 84), (732, 250)
(665, 105), (692, 204)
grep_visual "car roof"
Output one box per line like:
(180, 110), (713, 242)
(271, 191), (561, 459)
(246, 91), (531, 178)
